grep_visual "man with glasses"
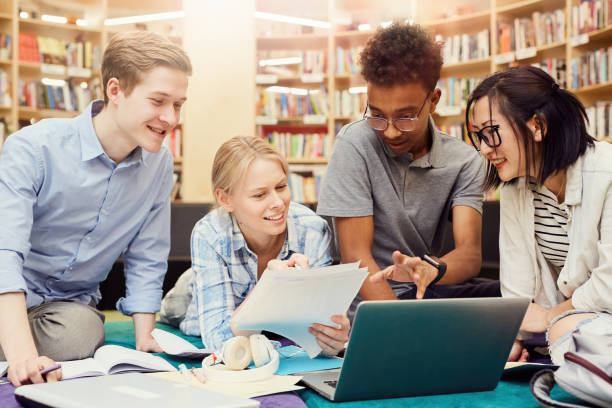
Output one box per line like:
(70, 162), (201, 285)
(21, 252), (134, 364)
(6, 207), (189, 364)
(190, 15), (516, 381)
(317, 23), (499, 319)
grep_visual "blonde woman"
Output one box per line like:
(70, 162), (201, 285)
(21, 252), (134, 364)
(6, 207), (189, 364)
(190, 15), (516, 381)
(164, 136), (349, 355)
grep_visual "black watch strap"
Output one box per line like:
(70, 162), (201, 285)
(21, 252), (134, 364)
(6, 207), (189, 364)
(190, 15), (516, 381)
(422, 254), (447, 285)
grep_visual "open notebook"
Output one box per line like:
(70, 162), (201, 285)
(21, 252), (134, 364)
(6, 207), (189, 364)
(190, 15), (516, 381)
(59, 345), (176, 379)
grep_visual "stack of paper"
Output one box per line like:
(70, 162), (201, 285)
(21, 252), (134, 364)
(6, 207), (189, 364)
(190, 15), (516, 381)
(232, 262), (368, 357)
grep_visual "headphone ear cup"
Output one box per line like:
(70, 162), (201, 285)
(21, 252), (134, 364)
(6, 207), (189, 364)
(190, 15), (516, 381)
(222, 336), (252, 370)
(249, 334), (274, 367)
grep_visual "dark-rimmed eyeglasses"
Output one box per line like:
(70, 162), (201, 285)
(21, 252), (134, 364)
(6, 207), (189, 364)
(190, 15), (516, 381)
(468, 124), (502, 151)
(363, 91), (431, 132)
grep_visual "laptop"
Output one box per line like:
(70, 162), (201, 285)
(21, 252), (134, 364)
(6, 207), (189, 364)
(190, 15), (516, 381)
(301, 297), (529, 402)
(15, 372), (259, 408)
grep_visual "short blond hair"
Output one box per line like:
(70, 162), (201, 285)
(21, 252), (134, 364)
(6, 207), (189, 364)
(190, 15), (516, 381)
(212, 136), (290, 201)
(101, 31), (192, 104)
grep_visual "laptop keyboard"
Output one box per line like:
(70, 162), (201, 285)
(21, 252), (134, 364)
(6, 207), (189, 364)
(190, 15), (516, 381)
(324, 380), (338, 389)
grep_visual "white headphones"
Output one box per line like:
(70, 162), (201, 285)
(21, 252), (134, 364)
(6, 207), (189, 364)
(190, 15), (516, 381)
(201, 334), (279, 382)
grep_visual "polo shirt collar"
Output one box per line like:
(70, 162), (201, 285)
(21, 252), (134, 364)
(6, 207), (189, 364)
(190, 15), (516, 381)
(379, 116), (445, 168)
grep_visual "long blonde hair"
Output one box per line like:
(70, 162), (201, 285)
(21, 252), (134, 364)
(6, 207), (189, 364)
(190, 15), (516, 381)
(212, 136), (289, 202)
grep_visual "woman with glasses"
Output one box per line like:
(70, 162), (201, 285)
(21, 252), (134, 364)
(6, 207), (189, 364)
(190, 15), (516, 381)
(159, 136), (350, 355)
(466, 66), (612, 364)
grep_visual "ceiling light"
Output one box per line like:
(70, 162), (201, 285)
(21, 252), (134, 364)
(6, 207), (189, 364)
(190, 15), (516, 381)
(104, 11), (184, 26)
(42, 14), (67, 24)
(254, 11), (331, 28)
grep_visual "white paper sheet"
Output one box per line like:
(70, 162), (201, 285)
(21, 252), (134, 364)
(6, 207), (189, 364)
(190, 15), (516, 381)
(232, 262), (368, 358)
(152, 328), (212, 358)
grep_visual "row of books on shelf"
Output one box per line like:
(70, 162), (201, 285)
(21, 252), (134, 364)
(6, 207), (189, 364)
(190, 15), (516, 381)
(436, 77), (479, 111)
(288, 172), (322, 204)
(0, 34), (12, 61)
(571, 0), (612, 36)
(162, 127), (182, 159)
(261, 131), (332, 160)
(18, 77), (102, 112)
(19, 33), (103, 70)
(586, 101), (612, 139)
(0, 69), (11, 107)
(335, 46), (362, 75)
(335, 90), (366, 118)
(436, 30), (490, 65)
(437, 124), (466, 141)
(257, 87), (329, 118)
(498, 9), (565, 54)
(570, 46), (612, 89)
(532, 58), (567, 88)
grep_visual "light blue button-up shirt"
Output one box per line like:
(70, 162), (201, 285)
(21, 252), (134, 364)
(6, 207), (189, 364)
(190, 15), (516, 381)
(0, 100), (173, 315)
(179, 202), (332, 350)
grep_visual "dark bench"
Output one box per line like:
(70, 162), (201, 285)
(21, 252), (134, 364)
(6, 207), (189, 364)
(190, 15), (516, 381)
(97, 201), (500, 309)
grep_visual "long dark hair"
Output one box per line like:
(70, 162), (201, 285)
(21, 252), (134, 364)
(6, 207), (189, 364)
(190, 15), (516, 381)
(465, 66), (595, 190)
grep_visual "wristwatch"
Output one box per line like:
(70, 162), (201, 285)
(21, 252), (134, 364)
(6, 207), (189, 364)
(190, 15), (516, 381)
(421, 254), (447, 285)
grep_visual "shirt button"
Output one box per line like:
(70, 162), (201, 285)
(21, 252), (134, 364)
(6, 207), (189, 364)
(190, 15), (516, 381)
(563, 281), (567, 285)
(101, 209), (107, 215)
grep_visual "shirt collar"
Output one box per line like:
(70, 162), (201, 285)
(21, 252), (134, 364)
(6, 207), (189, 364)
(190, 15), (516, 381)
(516, 151), (585, 206)
(77, 99), (151, 167)
(564, 150), (585, 206)
(378, 116), (445, 168)
(78, 100), (106, 162)
(229, 205), (300, 260)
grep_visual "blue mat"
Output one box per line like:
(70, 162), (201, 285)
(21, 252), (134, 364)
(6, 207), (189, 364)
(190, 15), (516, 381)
(104, 321), (583, 407)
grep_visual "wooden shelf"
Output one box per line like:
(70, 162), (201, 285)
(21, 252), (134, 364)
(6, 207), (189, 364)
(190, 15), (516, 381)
(19, 18), (103, 34)
(599, 136), (612, 143)
(0, 12), (12, 20)
(256, 33), (328, 50)
(441, 58), (491, 75)
(0, 59), (12, 67)
(496, 0), (565, 18)
(287, 157), (328, 165)
(256, 74), (328, 86)
(423, 10), (491, 34)
(174, 157), (183, 164)
(0, 105), (11, 111)
(18, 107), (80, 120)
(572, 25), (612, 48)
(573, 80), (612, 94)
(19, 62), (100, 79)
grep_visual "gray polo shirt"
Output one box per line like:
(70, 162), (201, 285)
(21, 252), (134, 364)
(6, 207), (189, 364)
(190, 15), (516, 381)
(317, 118), (485, 299)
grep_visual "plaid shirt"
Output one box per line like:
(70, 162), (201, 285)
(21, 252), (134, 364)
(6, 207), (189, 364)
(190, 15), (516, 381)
(179, 202), (332, 350)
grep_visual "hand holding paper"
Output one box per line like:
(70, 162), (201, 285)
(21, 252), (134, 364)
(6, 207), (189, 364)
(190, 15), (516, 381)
(231, 262), (368, 357)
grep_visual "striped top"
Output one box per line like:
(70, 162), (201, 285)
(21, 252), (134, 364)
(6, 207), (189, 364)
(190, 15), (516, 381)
(529, 181), (569, 272)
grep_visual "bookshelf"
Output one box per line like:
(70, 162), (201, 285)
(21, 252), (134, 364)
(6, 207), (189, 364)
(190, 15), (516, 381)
(0, 0), (187, 200)
(254, 0), (612, 202)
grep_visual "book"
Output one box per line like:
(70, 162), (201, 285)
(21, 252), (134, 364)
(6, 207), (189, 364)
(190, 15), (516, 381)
(59, 345), (176, 380)
(232, 262), (368, 358)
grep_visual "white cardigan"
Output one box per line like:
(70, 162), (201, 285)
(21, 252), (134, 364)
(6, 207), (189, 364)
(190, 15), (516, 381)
(499, 141), (612, 313)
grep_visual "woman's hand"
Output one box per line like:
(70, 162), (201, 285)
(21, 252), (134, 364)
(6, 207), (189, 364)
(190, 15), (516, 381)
(267, 253), (309, 270)
(309, 315), (350, 357)
(507, 339), (529, 362)
(520, 303), (552, 333)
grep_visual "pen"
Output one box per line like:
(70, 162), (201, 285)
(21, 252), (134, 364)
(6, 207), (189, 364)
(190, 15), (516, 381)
(39, 364), (62, 376)
(178, 364), (193, 381)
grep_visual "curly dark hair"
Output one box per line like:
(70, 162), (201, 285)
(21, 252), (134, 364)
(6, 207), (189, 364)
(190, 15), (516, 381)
(360, 23), (442, 90)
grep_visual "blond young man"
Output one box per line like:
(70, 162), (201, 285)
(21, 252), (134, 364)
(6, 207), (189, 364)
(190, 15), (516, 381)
(0, 31), (191, 386)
